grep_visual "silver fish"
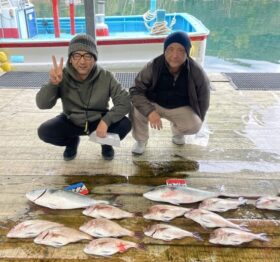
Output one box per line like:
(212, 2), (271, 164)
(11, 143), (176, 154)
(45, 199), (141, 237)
(143, 185), (221, 205)
(209, 228), (269, 246)
(143, 204), (190, 221)
(84, 238), (144, 256)
(144, 223), (202, 241)
(184, 209), (249, 231)
(82, 203), (134, 219)
(79, 218), (137, 238)
(26, 188), (108, 209)
(199, 197), (247, 212)
(255, 196), (280, 210)
(34, 226), (92, 247)
(6, 220), (63, 238)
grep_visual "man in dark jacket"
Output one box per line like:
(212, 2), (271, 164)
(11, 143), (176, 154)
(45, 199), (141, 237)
(36, 34), (131, 161)
(129, 31), (210, 154)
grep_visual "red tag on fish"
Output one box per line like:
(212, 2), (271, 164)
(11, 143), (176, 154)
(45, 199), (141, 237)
(166, 179), (187, 187)
(64, 182), (89, 195)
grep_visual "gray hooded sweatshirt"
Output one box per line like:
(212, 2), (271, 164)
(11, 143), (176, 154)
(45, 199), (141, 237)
(36, 62), (130, 128)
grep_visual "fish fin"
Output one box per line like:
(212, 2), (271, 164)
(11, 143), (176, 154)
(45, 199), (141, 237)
(46, 204), (58, 209)
(50, 241), (65, 247)
(257, 233), (269, 242)
(137, 243), (146, 250)
(238, 224), (251, 232)
(162, 216), (173, 221)
(192, 232), (203, 241)
(134, 231), (144, 239)
(212, 207), (228, 212)
(111, 202), (123, 207)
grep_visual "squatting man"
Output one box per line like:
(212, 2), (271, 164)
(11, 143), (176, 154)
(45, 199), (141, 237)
(36, 34), (131, 161)
(129, 31), (211, 155)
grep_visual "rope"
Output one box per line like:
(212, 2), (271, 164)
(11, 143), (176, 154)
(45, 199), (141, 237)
(143, 11), (177, 35)
(150, 21), (170, 35)
(143, 10), (156, 22)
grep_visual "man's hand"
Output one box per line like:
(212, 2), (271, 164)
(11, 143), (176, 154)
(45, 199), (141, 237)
(96, 120), (108, 138)
(148, 111), (162, 130)
(49, 55), (63, 85)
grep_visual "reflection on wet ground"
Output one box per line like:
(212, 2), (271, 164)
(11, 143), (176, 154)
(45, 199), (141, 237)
(1, 74), (280, 261)
(238, 101), (280, 158)
(199, 160), (280, 173)
(132, 160), (199, 176)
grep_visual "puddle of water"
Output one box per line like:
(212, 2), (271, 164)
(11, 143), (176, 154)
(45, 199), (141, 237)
(133, 160), (199, 176)
(237, 101), (280, 158)
(199, 160), (280, 173)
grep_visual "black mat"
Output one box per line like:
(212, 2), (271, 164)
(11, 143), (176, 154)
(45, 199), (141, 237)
(0, 72), (49, 88)
(0, 71), (137, 89)
(224, 73), (280, 90)
(115, 72), (137, 89)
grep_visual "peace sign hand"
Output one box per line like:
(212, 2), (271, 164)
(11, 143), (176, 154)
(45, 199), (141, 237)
(49, 55), (64, 85)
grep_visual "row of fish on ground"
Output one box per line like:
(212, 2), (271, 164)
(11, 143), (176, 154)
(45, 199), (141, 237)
(6, 185), (280, 256)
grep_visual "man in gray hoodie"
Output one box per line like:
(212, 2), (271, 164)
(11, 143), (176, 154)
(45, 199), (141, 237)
(36, 34), (131, 161)
(129, 31), (210, 155)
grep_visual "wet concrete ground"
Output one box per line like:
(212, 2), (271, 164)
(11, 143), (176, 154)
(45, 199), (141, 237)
(0, 72), (280, 261)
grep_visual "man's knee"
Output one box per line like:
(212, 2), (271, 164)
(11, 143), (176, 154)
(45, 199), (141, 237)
(121, 117), (132, 134)
(37, 122), (54, 143)
(180, 121), (202, 135)
(113, 117), (132, 140)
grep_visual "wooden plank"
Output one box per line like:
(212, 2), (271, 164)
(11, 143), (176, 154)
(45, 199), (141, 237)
(0, 242), (280, 261)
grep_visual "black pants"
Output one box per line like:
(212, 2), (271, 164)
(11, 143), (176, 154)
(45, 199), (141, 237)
(37, 114), (131, 147)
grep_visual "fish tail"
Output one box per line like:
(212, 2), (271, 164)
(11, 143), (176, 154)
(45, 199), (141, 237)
(257, 233), (269, 242)
(134, 231), (144, 239)
(192, 232), (203, 241)
(238, 197), (247, 205)
(137, 243), (146, 250)
(219, 185), (226, 193)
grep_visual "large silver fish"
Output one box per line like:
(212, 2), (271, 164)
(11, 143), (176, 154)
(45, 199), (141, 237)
(82, 203), (135, 219)
(143, 204), (190, 221)
(143, 185), (221, 205)
(34, 226), (92, 247)
(79, 218), (138, 238)
(209, 228), (269, 246)
(26, 188), (109, 209)
(6, 220), (63, 238)
(144, 223), (202, 241)
(255, 196), (280, 210)
(84, 238), (144, 256)
(184, 209), (249, 231)
(199, 197), (247, 212)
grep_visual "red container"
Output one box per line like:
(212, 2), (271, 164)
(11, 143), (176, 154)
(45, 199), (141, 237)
(96, 23), (109, 36)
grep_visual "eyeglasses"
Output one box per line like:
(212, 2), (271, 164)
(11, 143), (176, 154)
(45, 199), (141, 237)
(72, 52), (94, 61)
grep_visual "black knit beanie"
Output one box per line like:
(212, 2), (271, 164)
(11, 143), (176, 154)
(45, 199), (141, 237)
(164, 31), (192, 55)
(68, 34), (98, 60)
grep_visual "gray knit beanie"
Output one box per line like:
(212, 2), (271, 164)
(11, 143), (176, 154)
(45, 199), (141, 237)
(68, 34), (98, 60)
(164, 31), (192, 55)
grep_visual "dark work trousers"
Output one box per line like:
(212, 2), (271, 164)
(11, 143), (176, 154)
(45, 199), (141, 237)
(37, 114), (132, 147)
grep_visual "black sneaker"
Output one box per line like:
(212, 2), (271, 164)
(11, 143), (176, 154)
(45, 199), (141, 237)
(63, 137), (80, 161)
(101, 145), (114, 160)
